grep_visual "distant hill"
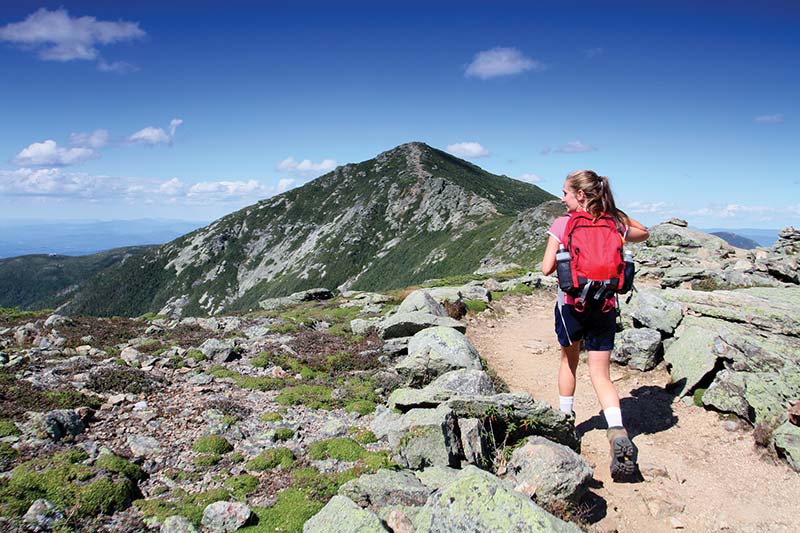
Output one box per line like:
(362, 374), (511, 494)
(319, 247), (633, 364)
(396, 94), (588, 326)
(0, 219), (207, 258)
(62, 142), (558, 317)
(702, 228), (778, 248)
(710, 232), (761, 250)
(0, 246), (154, 311)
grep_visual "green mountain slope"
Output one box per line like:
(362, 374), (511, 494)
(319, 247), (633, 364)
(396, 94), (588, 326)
(64, 142), (557, 317)
(0, 246), (154, 311)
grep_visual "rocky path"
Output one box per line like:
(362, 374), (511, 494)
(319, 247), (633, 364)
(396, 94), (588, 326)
(466, 292), (800, 533)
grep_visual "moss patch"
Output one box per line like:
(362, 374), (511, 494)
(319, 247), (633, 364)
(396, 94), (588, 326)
(96, 453), (145, 482)
(246, 447), (295, 471)
(259, 412), (283, 422)
(134, 487), (231, 526)
(274, 428), (294, 441)
(0, 419), (21, 437)
(225, 474), (260, 500)
(192, 435), (233, 454)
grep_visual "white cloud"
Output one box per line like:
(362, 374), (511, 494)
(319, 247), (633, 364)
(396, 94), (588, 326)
(128, 118), (183, 145)
(754, 114), (784, 124)
(689, 203), (774, 219)
(276, 157), (337, 178)
(0, 8), (144, 68)
(277, 178), (296, 192)
(517, 173), (543, 184)
(12, 140), (97, 166)
(97, 59), (138, 74)
(69, 129), (109, 149)
(464, 47), (544, 79)
(624, 201), (669, 214)
(583, 47), (604, 58)
(0, 167), (293, 206)
(555, 140), (595, 154)
(446, 142), (490, 159)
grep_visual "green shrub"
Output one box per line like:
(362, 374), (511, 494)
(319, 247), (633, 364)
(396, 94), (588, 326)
(250, 352), (272, 368)
(259, 412), (283, 422)
(246, 447), (295, 471)
(0, 419), (21, 437)
(193, 454), (222, 468)
(348, 428), (377, 445)
(134, 487), (231, 526)
(464, 299), (488, 313)
(186, 349), (206, 362)
(308, 438), (366, 462)
(274, 428), (294, 441)
(275, 385), (333, 409)
(345, 400), (376, 415)
(207, 366), (237, 379)
(192, 435), (233, 454)
(224, 474), (259, 499)
(96, 453), (145, 481)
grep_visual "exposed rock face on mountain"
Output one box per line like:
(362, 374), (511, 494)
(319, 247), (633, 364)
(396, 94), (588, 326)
(62, 142), (555, 317)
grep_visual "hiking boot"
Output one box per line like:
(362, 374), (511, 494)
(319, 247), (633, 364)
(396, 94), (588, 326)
(607, 426), (637, 481)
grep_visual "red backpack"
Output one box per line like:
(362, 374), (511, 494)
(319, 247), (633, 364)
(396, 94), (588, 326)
(556, 212), (631, 308)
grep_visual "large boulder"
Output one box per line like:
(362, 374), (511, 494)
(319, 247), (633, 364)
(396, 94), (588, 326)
(661, 286), (800, 337)
(411, 466), (581, 532)
(304, 495), (387, 532)
(377, 312), (465, 339)
(395, 327), (482, 387)
(663, 317), (728, 397)
(773, 421), (800, 472)
(389, 406), (463, 470)
(338, 469), (431, 509)
(446, 393), (580, 451)
(198, 338), (240, 363)
(612, 327), (662, 371)
(627, 289), (683, 335)
(397, 290), (448, 317)
(505, 436), (593, 506)
(41, 409), (85, 441)
(201, 501), (253, 532)
(389, 369), (495, 412)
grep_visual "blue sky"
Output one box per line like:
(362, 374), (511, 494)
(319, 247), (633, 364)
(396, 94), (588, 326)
(0, 0), (797, 229)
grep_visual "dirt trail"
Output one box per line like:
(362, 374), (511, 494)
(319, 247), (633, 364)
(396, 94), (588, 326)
(466, 291), (800, 533)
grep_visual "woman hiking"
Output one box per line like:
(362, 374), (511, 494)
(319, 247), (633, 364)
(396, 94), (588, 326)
(541, 169), (649, 480)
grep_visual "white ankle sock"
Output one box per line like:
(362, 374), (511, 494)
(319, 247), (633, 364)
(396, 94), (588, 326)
(559, 396), (574, 414)
(604, 407), (623, 428)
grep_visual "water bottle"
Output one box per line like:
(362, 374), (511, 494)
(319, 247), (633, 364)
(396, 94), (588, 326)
(620, 248), (635, 293)
(556, 245), (574, 292)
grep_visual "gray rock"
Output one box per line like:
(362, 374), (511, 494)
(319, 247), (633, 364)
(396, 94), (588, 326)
(629, 289), (683, 335)
(351, 318), (379, 336)
(506, 436), (593, 505)
(303, 495), (387, 532)
(663, 319), (722, 397)
(389, 405), (462, 469)
(120, 346), (144, 366)
(426, 285), (491, 304)
(446, 392), (580, 451)
(42, 409), (85, 441)
(23, 499), (64, 532)
(338, 469), (431, 509)
(459, 417), (488, 467)
(201, 501), (253, 532)
(127, 434), (163, 457)
(395, 327), (482, 387)
(388, 369), (495, 411)
(414, 465), (463, 491)
(160, 515), (199, 533)
(773, 421), (800, 472)
(612, 327), (662, 371)
(44, 314), (73, 328)
(412, 466), (581, 532)
(377, 311), (466, 339)
(661, 266), (708, 287)
(474, 262), (522, 276)
(397, 290), (448, 316)
(243, 325), (272, 339)
(199, 338), (240, 363)
(382, 337), (410, 357)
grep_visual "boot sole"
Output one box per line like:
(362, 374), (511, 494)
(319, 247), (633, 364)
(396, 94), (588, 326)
(610, 435), (638, 481)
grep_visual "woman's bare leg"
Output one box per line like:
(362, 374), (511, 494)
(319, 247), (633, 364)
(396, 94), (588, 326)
(586, 350), (620, 409)
(558, 342), (581, 397)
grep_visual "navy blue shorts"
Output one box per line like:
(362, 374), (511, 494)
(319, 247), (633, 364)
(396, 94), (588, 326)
(554, 302), (616, 351)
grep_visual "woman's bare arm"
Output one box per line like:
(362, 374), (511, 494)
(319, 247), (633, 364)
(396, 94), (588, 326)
(541, 235), (560, 275)
(624, 216), (649, 243)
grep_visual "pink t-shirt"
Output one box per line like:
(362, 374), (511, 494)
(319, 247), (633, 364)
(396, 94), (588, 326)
(548, 214), (626, 306)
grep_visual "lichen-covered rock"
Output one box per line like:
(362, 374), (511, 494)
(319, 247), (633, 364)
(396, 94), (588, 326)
(41, 409), (85, 441)
(425, 285), (491, 304)
(663, 319), (721, 397)
(199, 338), (240, 363)
(390, 405), (462, 469)
(161, 515), (199, 533)
(612, 327), (662, 371)
(661, 286), (800, 337)
(23, 499), (64, 532)
(350, 318), (379, 336)
(201, 501), (253, 532)
(773, 421), (800, 472)
(338, 469), (431, 509)
(397, 290), (448, 317)
(446, 393), (580, 451)
(394, 327), (481, 386)
(411, 466), (581, 532)
(388, 369), (494, 411)
(303, 495), (388, 532)
(458, 417), (488, 466)
(377, 311), (465, 340)
(628, 289), (683, 335)
(127, 434), (163, 457)
(414, 465), (463, 491)
(505, 436), (593, 505)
